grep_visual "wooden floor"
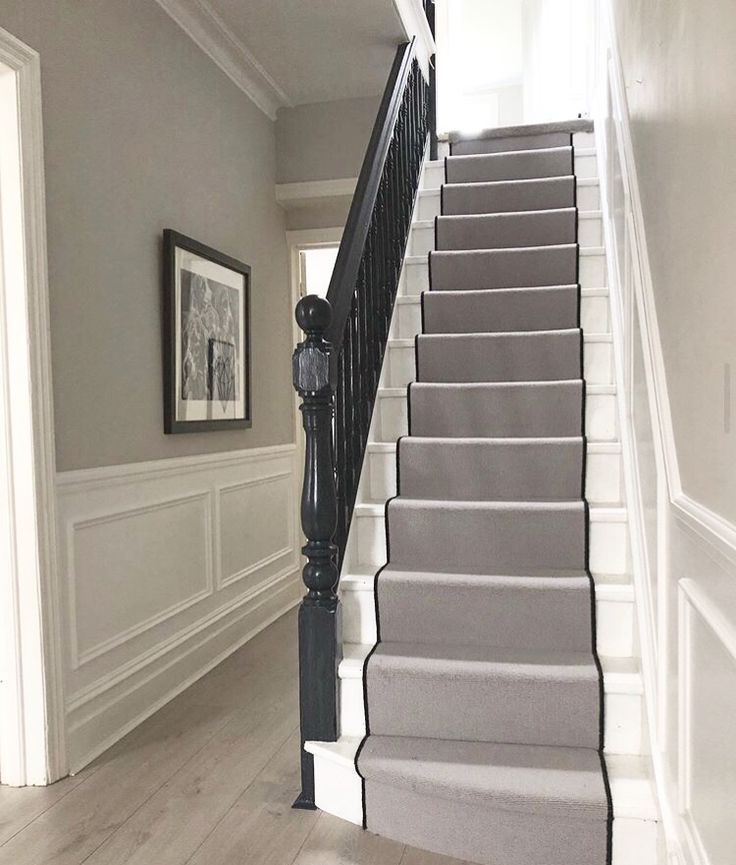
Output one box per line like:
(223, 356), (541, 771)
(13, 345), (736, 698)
(0, 609), (469, 865)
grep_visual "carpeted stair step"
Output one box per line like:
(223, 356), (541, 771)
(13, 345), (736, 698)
(436, 208), (576, 250)
(386, 498), (586, 574)
(451, 130), (572, 156)
(376, 569), (594, 651)
(422, 285), (580, 333)
(357, 736), (609, 865)
(409, 380), (583, 438)
(416, 329), (582, 382)
(397, 436), (584, 500)
(430, 244), (577, 291)
(442, 176), (576, 215)
(446, 146), (573, 184)
(365, 642), (600, 748)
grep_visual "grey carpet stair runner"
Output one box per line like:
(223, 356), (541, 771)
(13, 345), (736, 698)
(355, 125), (612, 865)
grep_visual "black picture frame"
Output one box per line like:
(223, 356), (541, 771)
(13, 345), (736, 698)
(163, 230), (252, 434)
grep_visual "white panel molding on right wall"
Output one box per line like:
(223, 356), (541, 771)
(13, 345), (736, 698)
(595, 3), (736, 864)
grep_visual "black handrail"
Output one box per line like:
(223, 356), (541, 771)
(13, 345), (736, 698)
(291, 38), (429, 810)
(325, 39), (418, 347)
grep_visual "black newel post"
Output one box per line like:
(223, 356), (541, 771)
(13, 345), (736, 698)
(291, 295), (342, 811)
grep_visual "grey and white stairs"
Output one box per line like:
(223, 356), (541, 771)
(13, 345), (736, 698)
(305, 123), (662, 865)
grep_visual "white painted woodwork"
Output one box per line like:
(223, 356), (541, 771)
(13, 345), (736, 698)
(596, 5), (736, 862)
(55, 444), (302, 771)
(308, 737), (662, 864)
(0, 29), (66, 786)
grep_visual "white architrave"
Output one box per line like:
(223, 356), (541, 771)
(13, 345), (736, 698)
(0, 27), (66, 785)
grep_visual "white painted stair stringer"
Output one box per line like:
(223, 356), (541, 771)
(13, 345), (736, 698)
(307, 138), (661, 863)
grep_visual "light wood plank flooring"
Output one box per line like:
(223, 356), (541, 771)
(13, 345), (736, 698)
(0, 609), (470, 865)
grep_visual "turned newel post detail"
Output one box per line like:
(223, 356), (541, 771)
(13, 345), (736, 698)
(292, 295), (342, 810)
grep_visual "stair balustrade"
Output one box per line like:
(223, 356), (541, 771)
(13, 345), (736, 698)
(291, 37), (430, 809)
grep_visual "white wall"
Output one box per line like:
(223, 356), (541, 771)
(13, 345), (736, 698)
(595, 5), (736, 863)
(436, 0), (524, 133)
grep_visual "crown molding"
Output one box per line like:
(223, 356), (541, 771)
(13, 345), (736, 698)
(155, 0), (292, 120)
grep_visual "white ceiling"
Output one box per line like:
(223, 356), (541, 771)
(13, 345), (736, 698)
(159, 0), (408, 115)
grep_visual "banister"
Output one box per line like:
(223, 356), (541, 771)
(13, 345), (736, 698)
(291, 34), (430, 811)
(325, 39), (417, 348)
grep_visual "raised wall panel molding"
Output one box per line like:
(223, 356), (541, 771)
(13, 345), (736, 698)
(66, 491), (215, 669)
(215, 470), (295, 589)
(673, 494), (736, 571)
(678, 579), (735, 865)
(153, 0), (292, 120)
(56, 443), (302, 771)
(65, 567), (301, 771)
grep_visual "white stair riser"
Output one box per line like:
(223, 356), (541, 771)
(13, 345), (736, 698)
(612, 818), (661, 865)
(573, 153), (597, 179)
(579, 215), (603, 247)
(577, 183), (600, 211)
(340, 582), (634, 657)
(310, 748), (660, 862)
(366, 445), (622, 504)
(417, 191), (440, 220)
(590, 518), (629, 575)
(582, 293), (610, 332)
(312, 754), (364, 825)
(386, 339), (613, 387)
(573, 132), (595, 148)
(376, 390), (618, 443)
(338, 670), (643, 755)
(394, 292), (610, 338)
(410, 224), (434, 256)
(422, 162), (445, 190)
(400, 252), (606, 296)
(354, 509), (628, 573)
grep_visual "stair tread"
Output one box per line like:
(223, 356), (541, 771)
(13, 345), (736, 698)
(358, 735), (608, 821)
(307, 736), (659, 821)
(356, 499), (626, 515)
(448, 119), (593, 142)
(368, 436), (620, 451)
(341, 567), (633, 597)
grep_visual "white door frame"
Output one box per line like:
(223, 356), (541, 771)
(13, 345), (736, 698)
(0, 27), (66, 785)
(286, 227), (342, 442)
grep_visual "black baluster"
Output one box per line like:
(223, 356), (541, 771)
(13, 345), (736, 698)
(292, 295), (342, 810)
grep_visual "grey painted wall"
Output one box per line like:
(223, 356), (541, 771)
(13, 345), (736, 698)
(276, 96), (380, 183)
(613, 0), (736, 523)
(0, 0), (293, 470)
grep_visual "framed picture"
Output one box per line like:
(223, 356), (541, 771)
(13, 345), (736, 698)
(163, 230), (251, 433)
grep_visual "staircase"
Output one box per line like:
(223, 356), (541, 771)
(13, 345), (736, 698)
(303, 122), (662, 865)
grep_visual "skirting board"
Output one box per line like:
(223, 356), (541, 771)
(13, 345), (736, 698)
(56, 443), (303, 772)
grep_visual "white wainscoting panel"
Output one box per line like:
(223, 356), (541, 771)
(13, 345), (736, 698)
(56, 444), (301, 771)
(596, 4), (736, 863)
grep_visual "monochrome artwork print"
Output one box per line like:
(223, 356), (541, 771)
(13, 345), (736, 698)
(173, 245), (247, 424)
(180, 269), (240, 410)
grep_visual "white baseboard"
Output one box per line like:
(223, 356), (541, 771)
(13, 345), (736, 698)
(55, 443), (302, 771)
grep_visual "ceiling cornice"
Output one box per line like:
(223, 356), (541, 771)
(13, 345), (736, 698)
(155, 0), (293, 120)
